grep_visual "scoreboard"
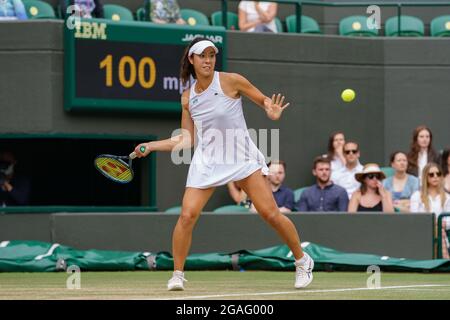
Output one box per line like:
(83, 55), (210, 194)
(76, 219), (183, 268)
(64, 19), (227, 113)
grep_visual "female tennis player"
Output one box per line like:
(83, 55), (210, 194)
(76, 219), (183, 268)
(134, 37), (314, 291)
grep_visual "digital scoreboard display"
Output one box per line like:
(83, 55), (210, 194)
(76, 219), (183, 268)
(64, 19), (226, 113)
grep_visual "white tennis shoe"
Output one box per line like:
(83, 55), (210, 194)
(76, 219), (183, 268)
(294, 252), (314, 289)
(167, 270), (187, 291)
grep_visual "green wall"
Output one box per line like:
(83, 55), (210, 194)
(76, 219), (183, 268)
(0, 212), (435, 259)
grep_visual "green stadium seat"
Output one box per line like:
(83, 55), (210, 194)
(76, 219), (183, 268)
(211, 11), (239, 30)
(181, 9), (210, 26)
(274, 17), (283, 33)
(385, 15), (425, 37)
(165, 206), (182, 213)
(431, 15), (450, 37)
(103, 4), (134, 22)
(339, 15), (379, 36)
(380, 166), (395, 178)
(136, 7), (146, 21)
(294, 187), (307, 203)
(213, 205), (250, 213)
(285, 15), (320, 34)
(22, 0), (56, 19)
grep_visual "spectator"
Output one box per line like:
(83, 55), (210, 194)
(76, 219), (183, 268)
(146, 0), (185, 24)
(227, 181), (251, 208)
(441, 148), (450, 195)
(327, 131), (346, 182)
(383, 151), (419, 212)
(61, 0), (104, 19)
(0, 0), (28, 20)
(410, 162), (450, 258)
(250, 160), (294, 213)
(0, 151), (30, 206)
(238, 1), (278, 33)
(334, 141), (364, 199)
(407, 125), (439, 185)
(296, 155), (348, 212)
(348, 163), (394, 213)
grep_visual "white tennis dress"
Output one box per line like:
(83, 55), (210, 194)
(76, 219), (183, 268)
(186, 71), (269, 189)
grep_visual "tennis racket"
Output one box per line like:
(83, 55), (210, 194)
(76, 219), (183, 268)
(94, 146), (146, 184)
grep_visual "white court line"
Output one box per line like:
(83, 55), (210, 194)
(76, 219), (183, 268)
(159, 284), (450, 300)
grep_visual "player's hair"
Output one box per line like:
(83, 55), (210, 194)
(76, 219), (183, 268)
(180, 37), (207, 86)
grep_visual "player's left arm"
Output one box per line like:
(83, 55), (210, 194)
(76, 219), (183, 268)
(231, 73), (290, 121)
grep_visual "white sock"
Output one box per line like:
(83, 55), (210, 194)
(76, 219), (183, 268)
(295, 253), (309, 266)
(173, 270), (184, 276)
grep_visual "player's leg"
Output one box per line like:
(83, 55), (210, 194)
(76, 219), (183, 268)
(237, 169), (314, 288)
(168, 186), (215, 291)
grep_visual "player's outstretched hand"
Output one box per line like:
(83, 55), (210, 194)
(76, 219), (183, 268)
(264, 93), (290, 121)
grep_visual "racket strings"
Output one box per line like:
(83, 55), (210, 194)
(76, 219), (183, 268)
(95, 157), (133, 182)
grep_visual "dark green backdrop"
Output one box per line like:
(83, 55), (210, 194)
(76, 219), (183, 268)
(0, 21), (449, 210)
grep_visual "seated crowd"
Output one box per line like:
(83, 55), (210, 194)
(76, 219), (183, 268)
(1, 0), (280, 34)
(226, 125), (450, 255)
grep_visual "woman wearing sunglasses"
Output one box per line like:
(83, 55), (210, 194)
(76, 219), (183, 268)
(410, 162), (450, 258)
(348, 163), (394, 213)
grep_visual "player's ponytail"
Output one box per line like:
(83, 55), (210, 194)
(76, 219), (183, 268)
(180, 37), (206, 86)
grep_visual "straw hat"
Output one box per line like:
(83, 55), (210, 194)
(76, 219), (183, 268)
(355, 163), (386, 183)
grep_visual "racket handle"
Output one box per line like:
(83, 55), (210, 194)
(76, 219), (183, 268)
(129, 146), (146, 159)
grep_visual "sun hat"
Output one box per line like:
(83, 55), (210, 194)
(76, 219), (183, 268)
(355, 163), (386, 183)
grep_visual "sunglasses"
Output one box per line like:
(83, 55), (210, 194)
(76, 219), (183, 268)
(344, 149), (358, 155)
(365, 173), (381, 180)
(428, 172), (442, 178)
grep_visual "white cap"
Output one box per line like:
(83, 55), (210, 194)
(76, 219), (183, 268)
(188, 40), (219, 57)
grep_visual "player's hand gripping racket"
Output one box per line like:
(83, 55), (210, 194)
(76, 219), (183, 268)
(94, 146), (146, 183)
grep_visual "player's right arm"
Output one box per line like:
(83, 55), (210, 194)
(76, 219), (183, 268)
(134, 90), (195, 157)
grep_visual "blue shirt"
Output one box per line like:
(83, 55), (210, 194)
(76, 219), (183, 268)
(273, 185), (295, 210)
(0, 0), (28, 20)
(383, 174), (419, 201)
(296, 183), (349, 212)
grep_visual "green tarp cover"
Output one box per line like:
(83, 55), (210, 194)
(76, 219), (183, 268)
(1, 240), (450, 272)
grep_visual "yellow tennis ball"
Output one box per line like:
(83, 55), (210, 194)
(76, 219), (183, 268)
(341, 89), (355, 102)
